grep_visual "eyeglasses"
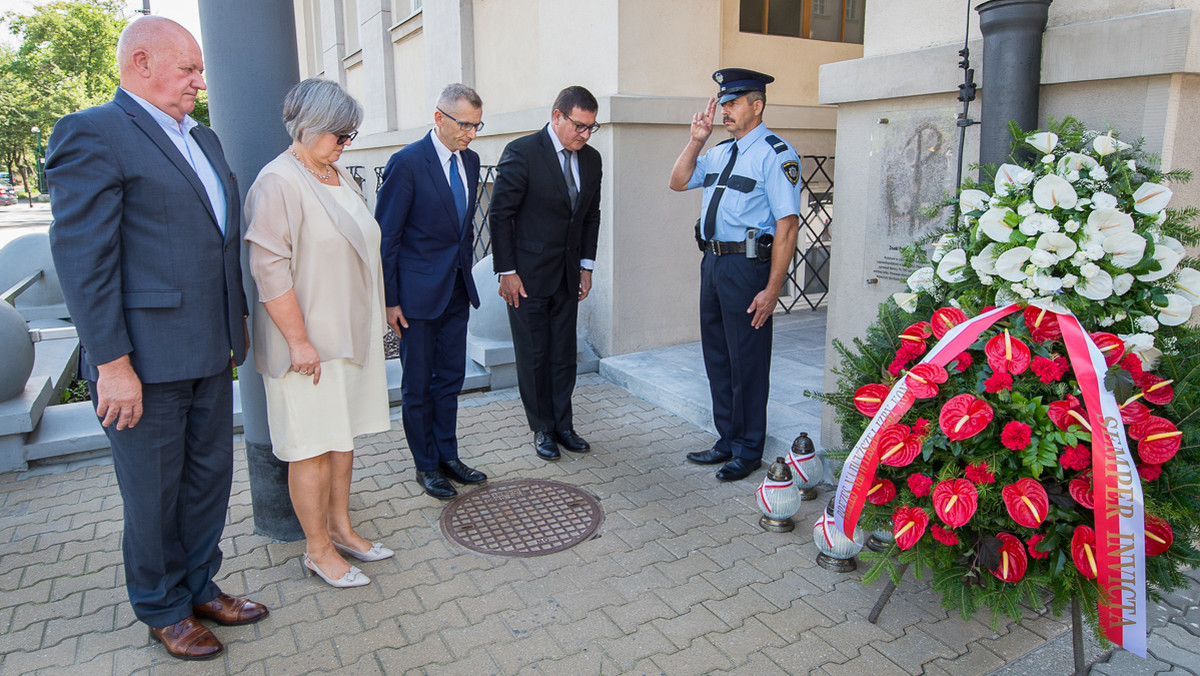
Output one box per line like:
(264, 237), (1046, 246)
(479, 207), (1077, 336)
(437, 108), (485, 132)
(563, 113), (600, 135)
(335, 131), (358, 146)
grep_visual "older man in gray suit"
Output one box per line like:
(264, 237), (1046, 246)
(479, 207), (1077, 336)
(46, 16), (267, 661)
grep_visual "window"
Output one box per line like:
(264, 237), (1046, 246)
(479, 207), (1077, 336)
(739, 0), (865, 44)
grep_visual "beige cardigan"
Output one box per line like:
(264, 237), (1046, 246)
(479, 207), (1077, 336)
(244, 152), (384, 378)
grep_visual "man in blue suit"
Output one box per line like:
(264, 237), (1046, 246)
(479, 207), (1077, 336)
(376, 84), (486, 500)
(45, 17), (267, 661)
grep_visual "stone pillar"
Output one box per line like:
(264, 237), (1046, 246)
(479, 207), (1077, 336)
(423, 0), (476, 109)
(976, 0), (1051, 166)
(199, 0), (304, 541)
(321, 0), (349, 85)
(358, 0), (397, 133)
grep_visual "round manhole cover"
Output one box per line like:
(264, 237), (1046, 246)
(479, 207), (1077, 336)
(439, 479), (603, 557)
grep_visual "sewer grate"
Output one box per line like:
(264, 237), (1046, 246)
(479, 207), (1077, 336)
(439, 479), (603, 557)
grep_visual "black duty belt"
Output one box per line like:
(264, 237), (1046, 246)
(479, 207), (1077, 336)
(705, 240), (745, 256)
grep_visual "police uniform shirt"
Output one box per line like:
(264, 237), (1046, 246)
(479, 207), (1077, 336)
(687, 122), (802, 242)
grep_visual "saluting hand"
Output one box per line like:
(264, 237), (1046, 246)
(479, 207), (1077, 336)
(691, 97), (716, 144)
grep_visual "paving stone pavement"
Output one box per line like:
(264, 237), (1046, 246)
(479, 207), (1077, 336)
(1, 374), (1197, 675)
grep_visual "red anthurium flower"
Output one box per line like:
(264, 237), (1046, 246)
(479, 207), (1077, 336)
(898, 322), (931, 355)
(854, 383), (891, 416)
(939, 394), (994, 441)
(1144, 515), (1174, 557)
(932, 479), (978, 528)
(930, 524), (960, 545)
(931, 307), (968, 339)
(1026, 533), (1050, 559)
(866, 478), (897, 506)
(985, 329), (1031, 374)
(1023, 306), (1062, 342)
(892, 506), (929, 550)
(1089, 332), (1125, 367)
(906, 363), (948, 399)
(902, 321), (933, 340)
(1047, 395), (1090, 433)
(1130, 416), (1182, 464)
(875, 423), (921, 467)
(989, 533), (1029, 583)
(1071, 525), (1099, 579)
(1068, 470), (1094, 509)
(1139, 375), (1175, 406)
(1119, 399), (1151, 426)
(1001, 478), (1049, 528)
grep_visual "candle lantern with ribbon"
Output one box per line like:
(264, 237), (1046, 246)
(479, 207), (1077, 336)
(786, 432), (823, 501)
(755, 457), (803, 532)
(814, 497), (864, 572)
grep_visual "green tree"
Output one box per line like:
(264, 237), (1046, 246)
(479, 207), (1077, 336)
(4, 0), (126, 103)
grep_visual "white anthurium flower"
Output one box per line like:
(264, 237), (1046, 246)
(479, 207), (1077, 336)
(1026, 132), (1059, 153)
(1155, 294), (1192, 326)
(971, 244), (999, 275)
(996, 246), (1034, 282)
(1121, 333), (1162, 370)
(1137, 245), (1184, 282)
(1102, 232), (1147, 268)
(936, 248), (968, 283)
(930, 234), (955, 262)
(1057, 152), (1099, 177)
(1076, 269), (1114, 300)
(1159, 236), (1185, 254)
(1029, 248), (1058, 268)
(1091, 192), (1118, 210)
(893, 292), (919, 313)
(1174, 267), (1200, 304)
(1156, 209), (1168, 225)
(1029, 296), (1069, 314)
(995, 163), (1035, 196)
(980, 207), (1016, 242)
(1136, 315), (1160, 333)
(1032, 174), (1078, 210)
(906, 266), (936, 292)
(1041, 154), (1055, 164)
(1035, 232), (1077, 262)
(1032, 272), (1063, 293)
(1132, 182), (1172, 214)
(1093, 133), (1132, 156)
(959, 189), (989, 213)
(1087, 208), (1135, 236)
(1112, 273), (1135, 296)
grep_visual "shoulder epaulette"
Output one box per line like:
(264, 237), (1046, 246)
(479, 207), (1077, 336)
(764, 135), (788, 154)
(716, 138), (735, 146)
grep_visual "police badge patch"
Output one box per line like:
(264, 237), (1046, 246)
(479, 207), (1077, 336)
(782, 160), (800, 186)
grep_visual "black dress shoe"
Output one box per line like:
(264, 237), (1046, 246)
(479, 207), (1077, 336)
(716, 457), (762, 482)
(535, 431), (560, 461)
(555, 430), (590, 453)
(686, 448), (733, 465)
(415, 469), (457, 499)
(440, 459), (487, 484)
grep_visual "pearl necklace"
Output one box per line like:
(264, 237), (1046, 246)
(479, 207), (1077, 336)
(289, 147), (332, 183)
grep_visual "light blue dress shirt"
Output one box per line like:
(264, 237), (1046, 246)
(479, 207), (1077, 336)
(122, 87), (228, 235)
(687, 122), (802, 242)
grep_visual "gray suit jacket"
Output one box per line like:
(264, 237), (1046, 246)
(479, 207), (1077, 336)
(47, 88), (247, 383)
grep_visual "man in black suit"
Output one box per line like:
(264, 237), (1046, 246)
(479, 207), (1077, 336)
(46, 16), (267, 661)
(376, 84), (487, 499)
(490, 86), (602, 460)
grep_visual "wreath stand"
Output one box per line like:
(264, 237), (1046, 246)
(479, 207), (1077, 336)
(865, 559), (1087, 676)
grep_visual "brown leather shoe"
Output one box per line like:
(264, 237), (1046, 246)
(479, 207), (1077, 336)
(149, 616), (224, 661)
(193, 593), (270, 626)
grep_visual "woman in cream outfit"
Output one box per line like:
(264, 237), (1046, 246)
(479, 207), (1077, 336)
(244, 79), (392, 588)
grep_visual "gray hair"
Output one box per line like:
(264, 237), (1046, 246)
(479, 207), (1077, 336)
(436, 83), (482, 111)
(282, 78), (364, 144)
(745, 90), (766, 107)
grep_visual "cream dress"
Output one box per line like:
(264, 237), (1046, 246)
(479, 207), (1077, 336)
(263, 181), (391, 461)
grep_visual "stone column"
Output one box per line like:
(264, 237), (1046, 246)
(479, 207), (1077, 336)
(358, 0), (398, 133)
(422, 0), (476, 109)
(199, 0), (304, 541)
(977, 0), (1051, 166)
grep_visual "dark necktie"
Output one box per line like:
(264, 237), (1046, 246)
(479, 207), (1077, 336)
(449, 153), (467, 229)
(562, 150), (578, 209)
(702, 142), (738, 241)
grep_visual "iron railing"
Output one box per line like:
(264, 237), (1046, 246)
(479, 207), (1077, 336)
(371, 156), (834, 308)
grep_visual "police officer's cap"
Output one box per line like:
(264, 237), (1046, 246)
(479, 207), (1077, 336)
(713, 68), (775, 104)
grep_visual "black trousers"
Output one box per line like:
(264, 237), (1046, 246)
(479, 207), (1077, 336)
(507, 270), (578, 433)
(699, 251), (773, 461)
(94, 367), (232, 628)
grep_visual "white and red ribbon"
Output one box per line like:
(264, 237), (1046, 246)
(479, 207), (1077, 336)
(833, 303), (1146, 655)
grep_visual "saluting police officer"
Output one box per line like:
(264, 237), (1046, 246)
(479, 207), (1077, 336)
(668, 68), (802, 482)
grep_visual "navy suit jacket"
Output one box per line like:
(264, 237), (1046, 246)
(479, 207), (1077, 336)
(46, 89), (247, 383)
(376, 132), (481, 319)
(489, 127), (602, 297)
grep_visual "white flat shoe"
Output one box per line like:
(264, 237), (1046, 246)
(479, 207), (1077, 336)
(332, 541), (395, 562)
(301, 553), (370, 588)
